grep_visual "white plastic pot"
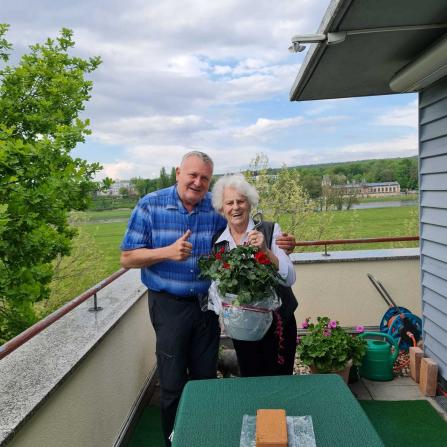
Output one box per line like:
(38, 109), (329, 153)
(221, 302), (272, 341)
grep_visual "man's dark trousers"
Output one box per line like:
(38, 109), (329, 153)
(148, 291), (220, 446)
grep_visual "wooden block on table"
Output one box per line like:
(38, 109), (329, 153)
(409, 346), (423, 382)
(419, 357), (438, 396)
(256, 409), (288, 447)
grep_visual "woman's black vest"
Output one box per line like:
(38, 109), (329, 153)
(211, 221), (298, 320)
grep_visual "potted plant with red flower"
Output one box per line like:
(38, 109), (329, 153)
(199, 245), (282, 340)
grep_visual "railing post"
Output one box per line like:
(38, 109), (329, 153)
(322, 243), (330, 257)
(88, 292), (103, 312)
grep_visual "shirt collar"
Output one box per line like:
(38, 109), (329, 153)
(215, 218), (255, 247)
(165, 185), (213, 213)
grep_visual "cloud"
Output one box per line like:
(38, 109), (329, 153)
(236, 115), (346, 139)
(3, 0), (419, 181)
(375, 100), (418, 128)
(336, 134), (417, 159)
(93, 114), (209, 146)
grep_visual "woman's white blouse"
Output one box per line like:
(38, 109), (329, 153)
(214, 218), (296, 287)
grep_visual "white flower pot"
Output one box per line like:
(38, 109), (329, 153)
(221, 302), (272, 341)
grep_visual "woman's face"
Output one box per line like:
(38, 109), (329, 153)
(222, 187), (251, 229)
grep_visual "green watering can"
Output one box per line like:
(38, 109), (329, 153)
(359, 332), (399, 381)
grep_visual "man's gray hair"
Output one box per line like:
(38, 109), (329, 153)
(181, 151), (214, 169)
(212, 174), (259, 214)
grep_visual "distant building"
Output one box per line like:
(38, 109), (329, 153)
(98, 180), (136, 196)
(325, 178), (401, 197)
(362, 181), (400, 196)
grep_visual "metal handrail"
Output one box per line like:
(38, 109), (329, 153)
(0, 268), (128, 361)
(294, 235), (419, 256)
(0, 235), (419, 360)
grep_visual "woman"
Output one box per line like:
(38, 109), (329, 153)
(211, 174), (298, 377)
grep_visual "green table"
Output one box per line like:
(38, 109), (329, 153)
(172, 374), (384, 447)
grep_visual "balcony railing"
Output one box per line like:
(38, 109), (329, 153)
(0, 268), (128, 361)
(0, 243), (421, 447)
(294, 235), (419, 256)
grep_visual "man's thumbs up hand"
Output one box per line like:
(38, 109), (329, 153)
(168, 230), (193, 261)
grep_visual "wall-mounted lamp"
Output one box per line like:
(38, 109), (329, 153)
(288, 32), (346, 53)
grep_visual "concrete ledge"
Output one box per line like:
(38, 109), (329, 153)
(0, 270), (147, 446)
(291, 248), (420, 264)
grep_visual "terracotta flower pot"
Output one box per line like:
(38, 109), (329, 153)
(309, 359), (353, 384)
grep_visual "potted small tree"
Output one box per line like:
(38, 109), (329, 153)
(297, 316), (367, 383)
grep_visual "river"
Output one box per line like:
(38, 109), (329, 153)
(351, 200), (418, 209)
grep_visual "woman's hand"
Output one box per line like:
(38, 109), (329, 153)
(247, 229), (267, 251)
(247, 229), (279, 270)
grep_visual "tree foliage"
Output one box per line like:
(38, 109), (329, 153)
(244, 154), (337, 246)
(294, 157), (418, 198)
(0, 26), (101, 342)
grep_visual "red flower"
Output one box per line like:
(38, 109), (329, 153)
(223, 262), (231, 269)
(215, 246), (225, 260)
(254, 251), (270, 265)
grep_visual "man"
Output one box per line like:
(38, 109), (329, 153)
(120, 151), (295, 446)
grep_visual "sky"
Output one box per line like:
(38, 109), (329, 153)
(2, 0), (418, 180)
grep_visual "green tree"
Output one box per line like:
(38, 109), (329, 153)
(158, 166), (171, 189)
(300, 172), (322, 199)
(131, 177), (158, 198)
(101, 177), (114, 192)
(119, 186), (130, 198)
(244, 154), (336, 247)
(396, 158), (418, 191)
(0, 26), (101, 342)
(170, 166), (177, 185)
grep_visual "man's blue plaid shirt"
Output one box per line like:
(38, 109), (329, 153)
(121, 185), (227, 297)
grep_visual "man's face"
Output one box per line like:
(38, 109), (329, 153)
(176, 156), (213, 209)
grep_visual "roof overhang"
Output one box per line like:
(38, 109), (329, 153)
(290, 0), (447, 101)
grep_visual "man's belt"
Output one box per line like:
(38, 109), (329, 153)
(148, 289), (205, 303)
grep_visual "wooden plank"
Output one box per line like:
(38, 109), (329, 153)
(421, 207), (447, 226)
(420, 116), (447, 142)
(420, 77), (447, 108)
(423, 302), (447, 330)
(423, 332), (447, 367)
(422, 255), (447, 281)
(420, 172), (447, 190)
(419, 357), (438, 396)
(420, 190), (447, 208)
(423, 287), (447, 314)
(422, 271), (447, 297)
(420, 96), (447, 125)
(421, 223), (447, 245)
(409, 347), (423, 382)
(423, 344), (447, 381)
(420, 135), (447, 158)
(420, 154), (447, 173)
(422, 240), (447, 263)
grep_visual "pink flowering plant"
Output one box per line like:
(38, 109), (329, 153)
(296, 316), (367, 373)
(199, 245), (281, 305)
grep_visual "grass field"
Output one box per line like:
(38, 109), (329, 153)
(79, 205), (418, 279)
(43, 205), (417, 315)
(83, 220), (128, 275)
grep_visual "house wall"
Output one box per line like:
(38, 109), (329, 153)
(419, 76), (447, 381)
(291, 250), (420, 327)
(0, 270), (156, 447)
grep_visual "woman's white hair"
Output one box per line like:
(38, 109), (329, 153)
(212, 174), (259, 214)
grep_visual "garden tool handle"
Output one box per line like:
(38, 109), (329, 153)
(252, 211), (263, 230)
(359, 331), (399, 362)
